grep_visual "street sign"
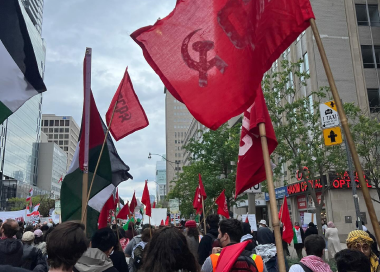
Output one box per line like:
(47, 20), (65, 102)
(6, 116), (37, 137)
(245, 183), (261, 193)
(319, 100), (340, 128)
(323, 126), (343, 146)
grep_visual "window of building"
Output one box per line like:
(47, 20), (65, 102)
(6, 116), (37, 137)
(356, 4), (369, 26)
(356, 4), (380, 26)
(43, 120), (48, 126)
(175, 132), (177, 138)
(49, 120), (54, 126)
(54, 141), (58, 144)
(43, 128), (48, 133)
(59, 141), (63, 145)
(60, 120), (64, 126)
(64, 140), (68, 145)
(64, 147), (68, 151)
(65, 128), (69, 132)
(54, 128), (58, 133)
(362, 45), (375, 68)
(175, 153), (177, 157)
(48, 134), (53, 139)
(54, 134), (58, 139)
(65, 120), (69, 126)
(59, 134), (63, 139)
(55, 120), (59, 126)
(175, 140), (177, 144)
(368, 88), (380, 112)
(49, 128), (53, 133)
(64, 134), (69, 139)
(369, 5), (380, 26)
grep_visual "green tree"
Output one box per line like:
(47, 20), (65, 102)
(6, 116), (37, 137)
(167, 124), (245, 217)
(8, 195), (55, 217)
(263, 60), (349, 234)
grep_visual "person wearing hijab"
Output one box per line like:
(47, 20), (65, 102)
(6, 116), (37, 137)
(324, 221), (341, 260)
(346, 230), (380, 272)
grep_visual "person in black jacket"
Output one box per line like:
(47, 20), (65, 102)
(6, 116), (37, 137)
(20, 231), (47, 272)
(305, 222), (318, 238)
(197, 214), (220, 265)
(110, 228), (129, 272)
(0, 219), (23, 267)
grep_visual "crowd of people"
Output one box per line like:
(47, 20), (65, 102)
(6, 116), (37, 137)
(0, 216), (378, 272)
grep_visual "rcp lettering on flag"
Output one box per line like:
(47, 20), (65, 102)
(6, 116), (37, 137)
(115, 92), (132, 122)
(132, 0), (314, 129)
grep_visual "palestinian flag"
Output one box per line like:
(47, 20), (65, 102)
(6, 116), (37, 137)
(0, 0), (46, 124)
(61, 90), (132, 236)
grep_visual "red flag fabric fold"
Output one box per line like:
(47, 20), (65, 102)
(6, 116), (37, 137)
(165, 215), (169, 226)
(215, 190), (229, 218)
(106, 67), (149, 141)
(98, 193), (117, 229)
(130, 192), (138, 214)
(279, 196), (293, 244)
(215, 241), (250, 272)
(117, 201), (130, 220)
(131, 0), (314, 130)
(235, 88), (277, 197)
(160, 219), (164, 226)
(141, 180), (152, 217)
(198, 174), (207, 200)
(153, 202), (156, 208)
(192, 187), (202, 214)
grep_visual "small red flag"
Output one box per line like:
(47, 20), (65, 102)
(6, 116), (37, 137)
(192, 187), (202, 214)
(98, 193), (117, 229)
(106, 67), (149, 141)
(160, 219), (164, 226)
(165, 215), (169, 226)
(245, 216), (249, 223)
(130, 192), (138, 214)
(117, 201), (130, 220)
(131, 0), (314, 130)
(279, 196), (293, 244)
(235, 88), (277, 197)
(215, 241), (250, 272)
(141, 180), (152, 217)
(153, 201), (156, 208)
(215, 190), (229, 218)
(198, 174), (207, 200)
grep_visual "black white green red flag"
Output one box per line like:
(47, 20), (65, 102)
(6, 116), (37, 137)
(61, 91), (132, 236)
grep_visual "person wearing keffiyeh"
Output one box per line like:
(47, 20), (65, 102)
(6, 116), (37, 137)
(289, 234), (332, 272)
(346, 230), (380, 272)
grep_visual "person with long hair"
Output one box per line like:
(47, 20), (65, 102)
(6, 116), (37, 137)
(140, 227), (199, 272)
(184, 220), (199, 262)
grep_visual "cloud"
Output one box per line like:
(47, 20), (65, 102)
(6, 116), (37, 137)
(42, 0), (176, 198)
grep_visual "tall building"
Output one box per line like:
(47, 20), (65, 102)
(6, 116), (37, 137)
(41, 114), (80, 169)
(155, 159), (167, 202)
(21, 0), (44, 34)
(164, 90), (193, 193)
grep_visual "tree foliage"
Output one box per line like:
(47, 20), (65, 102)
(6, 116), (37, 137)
(8, 195), (55, 217)
(167, 124), (245, 217)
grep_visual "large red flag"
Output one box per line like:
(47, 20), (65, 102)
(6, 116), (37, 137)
(279, 196), (293, 244)
(131, 0), (314, 130)
(192, 187), (202, 214)
(198, 174), (207, 200)
(215, 190), (229, 218)
(235, 88), (277, 197)
(141, 180), (152, 217)
(130, 192), (138, 214)
(215, 241), (250, 272)
(117, 201), (130, 220)
(106, 67), (149, 141)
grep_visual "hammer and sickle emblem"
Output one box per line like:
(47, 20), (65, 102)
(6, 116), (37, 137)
(181, 29), (228, 88)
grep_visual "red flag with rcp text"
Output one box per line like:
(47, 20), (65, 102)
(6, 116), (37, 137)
(131, 0), (314, 130)
(130, 192), (138, 214)
(106, 67), (149, 141)
(141, 180), (152, 217)
(279, 196), (293, 244)
(215, 190), (229, 218)
(117, 201), (130, 220)
(198, 174), (207, 200)
(235, 88), (277, 197)
(193, 187), (202, 214)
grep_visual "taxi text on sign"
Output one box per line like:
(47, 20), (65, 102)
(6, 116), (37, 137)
(319, 100), (340, 129)
(323, 126), (343, 146)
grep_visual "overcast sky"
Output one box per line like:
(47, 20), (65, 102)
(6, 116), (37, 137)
(41, 0), (176, 202)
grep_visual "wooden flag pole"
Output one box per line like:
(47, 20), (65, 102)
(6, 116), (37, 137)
(149, 216), (152, 238)
(202, 197), (207, 235)
(259, 123), (286, 272)
(81, 100), (119, 223)
(309, 18), (380, 244)
(81, 48), (92, 228)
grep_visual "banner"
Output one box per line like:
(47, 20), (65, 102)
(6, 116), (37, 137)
(241, 214), (257, 231)
(0, 209), (26, 222)
(150, 208), (168, 226)
(169, 199), (179, 214)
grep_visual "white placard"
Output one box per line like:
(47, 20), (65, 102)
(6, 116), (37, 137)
(150, 208), (168, 226)
(303, 212), (317, 225)
(0, 209), (26, 222)
(241, 214), (257, 231)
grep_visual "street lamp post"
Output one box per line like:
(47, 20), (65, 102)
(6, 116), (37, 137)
(148, 153), (179, 176)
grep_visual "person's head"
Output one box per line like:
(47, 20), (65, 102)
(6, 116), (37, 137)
(141, 228), (152, 243)
(258, 219), (267, 228)
(185, 220), (199, 240)
(2, 219), (19, 238)
(127, 222), (135, 231)
(327, 221), (335, 228)
(140, 227), (199, 272)
(304, 234), (325, 258)
(335, 249), (371, 272)
(22, 231), (35, 245)
(308, 222), (315, 228)
(142, 224), (153, 231)
(47, 221), (88, 271)
(242, 222), (251, 236)
(346, 230), (373, 258)
(34, 229), (43, 245)
(218, 219), (243, 247)
(91, 227), (117, 256)
(24, 224), (34, 232)
(206, 214), (219, 230)
(41, 225), (49, 232)
(295, 222), (300, 227)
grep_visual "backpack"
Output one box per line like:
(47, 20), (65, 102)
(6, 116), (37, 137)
(132, 244), (144, 270)
(21, 247), (38, 270)
(230, 255), (258, 272)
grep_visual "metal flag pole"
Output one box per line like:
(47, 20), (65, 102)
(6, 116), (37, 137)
(259, 123), (286, 272)
(310, 18), (380, 242)
(81, 48), (92, 228)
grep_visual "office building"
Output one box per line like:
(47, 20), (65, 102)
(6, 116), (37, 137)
(155, 159), (167, 202)
(164, 89), (193, 193)
(41, 114), (80, 169)
(21, 0), (44, 34)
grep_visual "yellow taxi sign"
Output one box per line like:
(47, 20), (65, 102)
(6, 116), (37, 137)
(323, 126), (343, 146)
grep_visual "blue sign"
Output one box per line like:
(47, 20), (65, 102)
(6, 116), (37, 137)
(265, 186), (288, 201)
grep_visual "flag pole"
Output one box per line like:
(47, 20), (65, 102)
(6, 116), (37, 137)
(81, 100), (119, 223)
(149, 216), (152, 238)
(309, 18), (380, 244)
(259, 123), (286, 272)
(202, 197), (207, 235)
(81, 47), (92, 228)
